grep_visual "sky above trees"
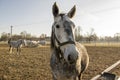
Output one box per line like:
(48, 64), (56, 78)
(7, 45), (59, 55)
(0, 0), (120, 37)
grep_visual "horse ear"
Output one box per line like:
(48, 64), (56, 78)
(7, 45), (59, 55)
(52, 2), (59, 17)
(67, 5), (76, 18)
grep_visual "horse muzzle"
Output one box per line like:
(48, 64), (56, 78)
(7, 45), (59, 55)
(62, 44), (79, 64)
(67, 53), (78, 64)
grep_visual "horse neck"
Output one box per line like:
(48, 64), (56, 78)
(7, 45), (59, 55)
(51, 30), (55, 49)
(8, 38), (12, 44)
(18, 40), (23, 45)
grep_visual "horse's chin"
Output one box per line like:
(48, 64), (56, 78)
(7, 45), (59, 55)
(62, 61), (80, 75)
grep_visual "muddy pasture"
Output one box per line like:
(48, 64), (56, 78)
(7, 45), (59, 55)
(0, 44), (120, 80)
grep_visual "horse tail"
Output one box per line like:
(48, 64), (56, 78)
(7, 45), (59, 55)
(8, 38), (11, 44)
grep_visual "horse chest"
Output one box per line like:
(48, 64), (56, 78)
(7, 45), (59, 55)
(53, 64), (78, 80)
(50, 54), (80, 79)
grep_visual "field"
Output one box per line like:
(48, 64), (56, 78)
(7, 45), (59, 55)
(0, 43), (120, 80)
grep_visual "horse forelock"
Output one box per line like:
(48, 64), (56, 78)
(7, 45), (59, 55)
(59, 13), (65, 20)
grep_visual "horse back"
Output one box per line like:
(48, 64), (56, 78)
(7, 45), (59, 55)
(76, 42), (89, 73)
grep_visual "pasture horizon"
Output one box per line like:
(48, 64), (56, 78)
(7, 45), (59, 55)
(0, 29), (119, 38)
(0, 0), (120, 37)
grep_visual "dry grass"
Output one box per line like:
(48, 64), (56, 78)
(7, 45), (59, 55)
(0, 44), (120, 80)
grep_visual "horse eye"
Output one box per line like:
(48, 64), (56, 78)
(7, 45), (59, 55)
(56, 25), (60, 28)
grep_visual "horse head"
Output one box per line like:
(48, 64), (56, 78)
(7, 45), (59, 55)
(51, 2), (79, 64)
(19, 39), (27, 47)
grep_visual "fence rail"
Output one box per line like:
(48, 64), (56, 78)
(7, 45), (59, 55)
(1, 41), (120, 47)
(91, 60), (120, 80)
(82, 42), (120, 47)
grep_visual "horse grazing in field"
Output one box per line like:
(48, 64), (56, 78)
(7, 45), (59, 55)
(50, 2), (89, 80)
(25, 40), (40, 47)
(8, 38), (26, 55)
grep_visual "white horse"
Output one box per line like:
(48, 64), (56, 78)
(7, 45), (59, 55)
(50, 2), (89, 80)
(25, 40), (39, 47)
(39, 40), (46, 45)
(8, 38), (26, 55)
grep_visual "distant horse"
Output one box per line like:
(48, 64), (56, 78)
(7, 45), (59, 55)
(25, 40), (39, 47)
(39, 40), (46, 45)
(50, 2), (89, 80)
(8, 38), (26, 55)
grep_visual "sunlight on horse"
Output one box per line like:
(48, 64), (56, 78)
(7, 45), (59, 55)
(50, 2), (89, 80)
(8, 38), (26, 55)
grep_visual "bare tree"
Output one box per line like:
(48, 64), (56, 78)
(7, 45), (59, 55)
(75, 26), (82, 41)
(114, 33), (120, 42)
(40, 34), (47, 40)
(86, 28), (98, 43)
(20, 31), (32, 39)
(20, 31), (27, 38)
(0, 32), (8, 41)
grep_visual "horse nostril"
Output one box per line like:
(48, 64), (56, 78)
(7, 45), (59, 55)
(68, 54), (74, 64)
(68, 54), (71, 61)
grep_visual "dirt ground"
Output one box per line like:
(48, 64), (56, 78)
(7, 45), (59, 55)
(0, 44), (120, 80)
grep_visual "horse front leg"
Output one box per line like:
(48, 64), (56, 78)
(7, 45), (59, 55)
(78, 73), (82, 80)
(17, 47), (21, 55)
(52, 75), (57, 80)
(51, 72), (57, 80)
(73, 76), (79, 80)
(19, 48), (21, 55)
(12, 48), (15, 54)
(9, 46), (12, 54)
(9, 46), (11, 53)
(17, 48), (19, 55)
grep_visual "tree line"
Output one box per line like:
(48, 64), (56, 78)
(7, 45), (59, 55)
(0, 28), (120, 43)
(75, 26), (120, 43)
(0, 31), (48, 41)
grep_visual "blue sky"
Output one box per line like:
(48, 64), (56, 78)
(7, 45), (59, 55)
(0, 0), (120, 37)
